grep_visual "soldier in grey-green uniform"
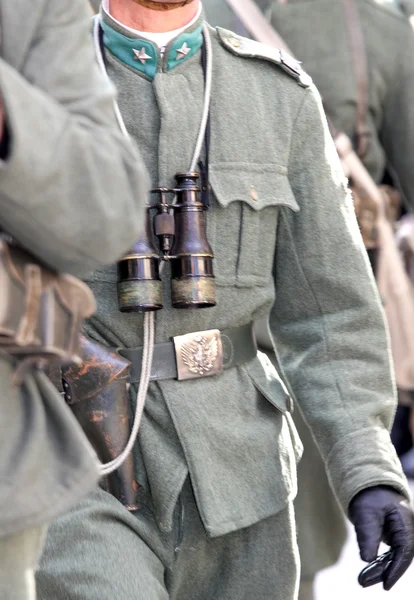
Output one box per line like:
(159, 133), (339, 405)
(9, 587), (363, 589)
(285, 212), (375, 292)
(399, 0), (414, 17)
(0, 0), (149, 597)
(37, 1), (414, 599)
(90, 0), (101, 12)
(203, 1), (414, 597)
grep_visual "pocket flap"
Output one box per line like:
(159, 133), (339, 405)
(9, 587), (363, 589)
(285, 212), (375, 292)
(244, 351), (293, 413)
(210, 163), (300, 212)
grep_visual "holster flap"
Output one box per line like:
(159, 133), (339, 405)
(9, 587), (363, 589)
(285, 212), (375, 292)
(62, 336), (131, 404)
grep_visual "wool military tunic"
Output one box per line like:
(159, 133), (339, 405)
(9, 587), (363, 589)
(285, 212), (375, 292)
(83, 9), (409, 540)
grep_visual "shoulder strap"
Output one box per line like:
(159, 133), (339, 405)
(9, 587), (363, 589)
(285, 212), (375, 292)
(341, 0), (371, 157)
(218, 28), (312, 87)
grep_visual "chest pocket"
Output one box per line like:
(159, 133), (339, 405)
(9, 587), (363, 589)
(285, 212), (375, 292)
(208, 163), (299, 288)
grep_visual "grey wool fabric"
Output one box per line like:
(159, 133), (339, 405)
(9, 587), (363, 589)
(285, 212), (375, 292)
(0, 0), (149, 538)
(38, 480), (299, 600)
(38, 8), (410, 599)
(0, 527), (46, 600)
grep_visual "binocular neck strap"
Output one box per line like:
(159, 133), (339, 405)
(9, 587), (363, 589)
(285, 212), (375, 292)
(199, 36), (212, 207)
(92, 16), (214, 477)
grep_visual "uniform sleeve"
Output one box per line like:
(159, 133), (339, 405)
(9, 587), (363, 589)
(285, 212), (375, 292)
(0, 0), (149, 277)
(0, 363), (100, 537)
(269, 85), (410, 513)
(381, 23), (414, 212)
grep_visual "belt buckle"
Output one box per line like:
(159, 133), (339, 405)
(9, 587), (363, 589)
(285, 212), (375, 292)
(173, 329), (224, 381)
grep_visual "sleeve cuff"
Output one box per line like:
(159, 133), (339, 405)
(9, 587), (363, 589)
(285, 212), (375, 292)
(326, 426), (412, 515)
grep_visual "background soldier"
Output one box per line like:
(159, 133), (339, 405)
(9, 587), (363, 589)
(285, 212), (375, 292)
(90, 0), (101, 11)
(0, 0), (149, 597)
(203, 1), (414, 598)
(400, 0), (414, 21)
(36, 1), (414, 599)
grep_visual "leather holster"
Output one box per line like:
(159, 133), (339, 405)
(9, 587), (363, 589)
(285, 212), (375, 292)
(61, 336), (139, 510)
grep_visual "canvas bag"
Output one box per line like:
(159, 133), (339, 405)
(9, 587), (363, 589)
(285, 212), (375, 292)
(0, 236), (96, 366)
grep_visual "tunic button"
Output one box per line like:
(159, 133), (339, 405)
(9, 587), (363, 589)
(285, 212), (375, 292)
(250, 186), (259, 201)
(229, 38), (241, 48)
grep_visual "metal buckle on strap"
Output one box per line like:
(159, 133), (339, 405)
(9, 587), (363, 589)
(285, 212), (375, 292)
(173, 329), (224, 381)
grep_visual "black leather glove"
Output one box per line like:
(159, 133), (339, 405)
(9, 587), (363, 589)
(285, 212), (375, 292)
(349, 486), (414, 591)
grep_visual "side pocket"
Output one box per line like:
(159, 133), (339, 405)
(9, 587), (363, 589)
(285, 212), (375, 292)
(243, 351), (303, 464)
(243, 351), (293, 414)
(284, 412), (304, 465)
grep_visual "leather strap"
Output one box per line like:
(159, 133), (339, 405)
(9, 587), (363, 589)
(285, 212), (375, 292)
(119, 323), (257, 382)
(226, 0), (369, 159)
(341, 0), (371, 157)
(224, 0), (294, 53)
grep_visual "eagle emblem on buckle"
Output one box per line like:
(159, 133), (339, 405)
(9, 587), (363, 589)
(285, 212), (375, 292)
(173, 329), (224, 381)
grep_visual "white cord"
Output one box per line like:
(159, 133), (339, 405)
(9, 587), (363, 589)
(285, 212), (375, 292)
(100, 312), (154, 475)
(93, 15), (131, 139)
(93, 18), (213, 476)
(190, 24), (213, 172)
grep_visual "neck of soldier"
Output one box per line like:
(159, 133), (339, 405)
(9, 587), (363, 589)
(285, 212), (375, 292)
(110, 0), (200, 33)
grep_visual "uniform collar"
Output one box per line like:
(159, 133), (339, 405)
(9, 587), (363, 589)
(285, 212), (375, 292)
(100, 9), (205, 79)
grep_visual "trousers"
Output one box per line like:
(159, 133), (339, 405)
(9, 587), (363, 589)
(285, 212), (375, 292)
(298, 577), (315, 600)
(36, 479), (299, 600)
(0, 526), (46, 600)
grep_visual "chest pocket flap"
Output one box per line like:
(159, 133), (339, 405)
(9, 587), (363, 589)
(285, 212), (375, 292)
(209, 163), (300, 212)
(208, 163), (299, 287)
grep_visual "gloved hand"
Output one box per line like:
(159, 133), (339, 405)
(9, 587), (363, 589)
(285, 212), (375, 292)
(349, 486), (414, 591)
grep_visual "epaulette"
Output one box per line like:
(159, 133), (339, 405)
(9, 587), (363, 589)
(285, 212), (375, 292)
(217, 27), (312, 89)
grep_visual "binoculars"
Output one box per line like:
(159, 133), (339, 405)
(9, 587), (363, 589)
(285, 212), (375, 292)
(117, 172), (216, 312)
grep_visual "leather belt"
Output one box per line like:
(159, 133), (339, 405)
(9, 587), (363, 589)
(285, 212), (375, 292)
(119, 323), (257, 383)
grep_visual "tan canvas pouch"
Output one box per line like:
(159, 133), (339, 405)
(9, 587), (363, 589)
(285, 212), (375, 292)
(0, 238), (96, 365)
(350, 184), (401, 249)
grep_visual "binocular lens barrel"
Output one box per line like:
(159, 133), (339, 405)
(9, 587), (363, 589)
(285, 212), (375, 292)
(170, 173), (216, 309)
(117, 173), (216, 313)
(117, 256), (162, 313)
(117, 209), (163, 313)
(171, 255), (215, 309)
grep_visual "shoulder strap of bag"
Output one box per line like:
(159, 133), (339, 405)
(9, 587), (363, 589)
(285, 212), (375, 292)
(224, 0), (294, 53)
(341, 0), (371, 157)
(227, 0), (371, 158)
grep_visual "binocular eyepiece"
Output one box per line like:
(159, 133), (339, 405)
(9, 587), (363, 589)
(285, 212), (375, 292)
(117, 172), (216, 312)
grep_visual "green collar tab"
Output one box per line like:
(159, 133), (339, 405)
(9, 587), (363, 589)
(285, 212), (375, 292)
(166, 25), (203, 72)
(101, 20), (158, 78)
(101, 19), (204, 79)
